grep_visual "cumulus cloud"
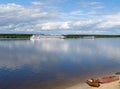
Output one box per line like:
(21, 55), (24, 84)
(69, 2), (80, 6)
(31, 2), (44, 5)
(80, 1), (104, 9)
(96, 21), (120, 29)
(37, 21), (70, 30)
(70, 10), (83, 16)
(103, 13), (120, 20)
(0, 3), (57, 32)
(0, 2), (120, 34)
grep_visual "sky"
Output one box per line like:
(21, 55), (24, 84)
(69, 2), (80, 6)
(0, 0), (120, 34)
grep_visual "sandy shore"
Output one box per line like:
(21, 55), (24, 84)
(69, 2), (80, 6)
(66, 76), (120, 89)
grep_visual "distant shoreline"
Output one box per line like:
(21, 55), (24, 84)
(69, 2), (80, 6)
(0, 34), (32, 39)
(64, 34), (120, 38)
(0, 34), (120, 39)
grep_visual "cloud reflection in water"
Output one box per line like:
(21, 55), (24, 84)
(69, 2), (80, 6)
(0, 38), (120, 89)
(0, 39), (119, 69)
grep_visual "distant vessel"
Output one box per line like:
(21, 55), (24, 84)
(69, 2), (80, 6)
(30, 34), (65, 40)
(83, 36), (95, 39)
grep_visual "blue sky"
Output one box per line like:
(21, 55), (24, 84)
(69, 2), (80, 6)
(0, 0), (120, 34)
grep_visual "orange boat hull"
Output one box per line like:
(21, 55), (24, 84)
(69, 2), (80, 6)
(86, 79), (100, 87)
(98, 76), (119, 83)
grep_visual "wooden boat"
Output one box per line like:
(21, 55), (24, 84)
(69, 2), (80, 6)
(115, 72), (120, 75)
(98, 75), (119, 83)
(86, 79), (100, 87)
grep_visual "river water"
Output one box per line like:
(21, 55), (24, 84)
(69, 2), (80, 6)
(0, 38), (120, 89)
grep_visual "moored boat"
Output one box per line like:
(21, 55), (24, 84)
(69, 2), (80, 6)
(86, 79), (100, 87)
(98, 75), (119, 83)
(115, 72), (120, 75)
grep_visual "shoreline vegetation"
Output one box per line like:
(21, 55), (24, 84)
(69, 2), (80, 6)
(0, 34), (32, 39)
(0, 34), (120, 39)
(64, 34), (120, 38)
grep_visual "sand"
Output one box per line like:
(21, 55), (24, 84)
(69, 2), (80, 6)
(66, 76), (120, 89)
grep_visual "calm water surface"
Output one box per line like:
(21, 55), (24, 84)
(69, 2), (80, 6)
(0, 38), (120, 89)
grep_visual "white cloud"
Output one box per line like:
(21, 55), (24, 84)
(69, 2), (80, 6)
(0, 3), (24, 13)
(89, 2), (101, 5)
(96, 21), (120, 29)
(80, 1), (104, 9)
(70, 10), (83, 15)
(0, 2), (120, 34)
(92, 6), (104, 10)
(37, 21), (70, 30)
(103, 13), (120, 20)
(95, 13), (120, 29)
(0, 3), (58, 32)
(31, 2), (44, 5)
(73, 20), (98, 26)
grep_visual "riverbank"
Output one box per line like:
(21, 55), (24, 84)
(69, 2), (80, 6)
(64, 34), (120, 38)
(66, 75), (120, 89)
(66, 81), (120, 89)
(0, 34), (120, 39)
(0, 34), (32, 38)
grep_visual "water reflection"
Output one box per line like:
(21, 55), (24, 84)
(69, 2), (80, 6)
(0, 38), (120, 89)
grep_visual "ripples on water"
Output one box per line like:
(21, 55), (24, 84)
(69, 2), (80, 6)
(0, 38), (120, 89)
